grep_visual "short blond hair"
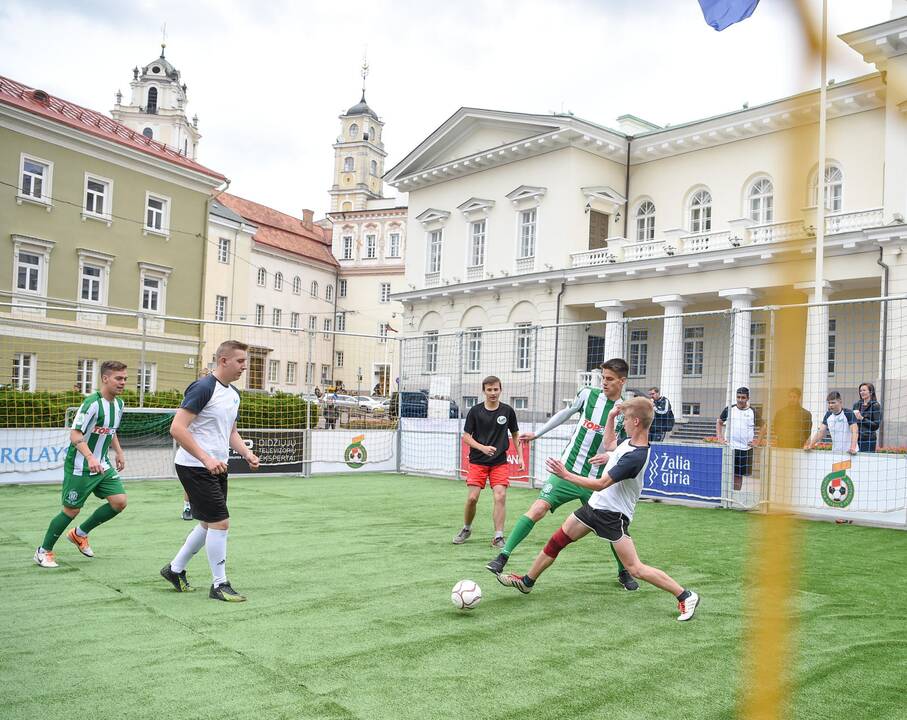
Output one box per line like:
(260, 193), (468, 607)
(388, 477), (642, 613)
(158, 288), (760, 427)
(623, 396), (654, 430)
(216, 340), (249, 359)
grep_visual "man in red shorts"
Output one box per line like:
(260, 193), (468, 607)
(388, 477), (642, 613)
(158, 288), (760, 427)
(453, 375), (521, 548)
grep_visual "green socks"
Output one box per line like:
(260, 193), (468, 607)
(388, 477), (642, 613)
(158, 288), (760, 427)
(41, 512), (74, 551)
(78, 503), (121, 534)
(502, 515), (536, 557)
(609, 542), (626, 573)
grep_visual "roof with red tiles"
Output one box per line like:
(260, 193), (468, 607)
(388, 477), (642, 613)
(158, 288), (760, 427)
(0, 75), (227, 182)
(218, 193), (339, 269)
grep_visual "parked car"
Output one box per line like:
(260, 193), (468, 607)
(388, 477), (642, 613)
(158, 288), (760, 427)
(353, 395), (386, 414)
(389, 391), (459, 419)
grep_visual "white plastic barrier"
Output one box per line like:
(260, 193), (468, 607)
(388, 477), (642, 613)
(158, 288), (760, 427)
(0, 428), (70, 484)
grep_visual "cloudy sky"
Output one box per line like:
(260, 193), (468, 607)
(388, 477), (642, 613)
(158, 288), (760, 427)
(0, 0), (893, 218)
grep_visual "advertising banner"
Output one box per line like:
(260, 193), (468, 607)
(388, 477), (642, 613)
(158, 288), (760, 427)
(228, 429), (305, 474)
(641, 443), (724, 504)
(0, 429), (70, 484)
(459, 438), (531, 485)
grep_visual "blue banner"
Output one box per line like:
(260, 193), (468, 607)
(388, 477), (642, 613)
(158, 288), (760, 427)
(642, 443), (723, 504)
(697, 0), (760, 31)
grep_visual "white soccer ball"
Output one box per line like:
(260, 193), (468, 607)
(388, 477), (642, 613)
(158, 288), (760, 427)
(451, 579), (482, 610)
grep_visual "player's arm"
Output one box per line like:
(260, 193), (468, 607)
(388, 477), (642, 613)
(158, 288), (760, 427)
(170, 408), (227, 473)
(602, 401), (623, 451)
(230, 423), (260, 469)
(545, 457), (615, 491)
(752, 408), (766, 446)
(463, 432), (495, 457)
(522, 392), (585, 442)
(110, 432), (126, 471)
(804, 422), (828, 450)
(510, 431), (523, 470)
(716, 407), (728, 443)
(69, 429), (103, 474)
(846, 410), (858, 454)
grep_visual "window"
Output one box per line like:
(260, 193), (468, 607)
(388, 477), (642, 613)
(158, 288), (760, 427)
(286, 361), (297, 385)
(274, 272), (283, 291)
(19, 155), (52, 203)
(342, 236), (353, 260)
(217, 237), (231, 264)
(380, 282), (391, 303)
(463, 396), (479, 409)
(750, 322), (767, 375)
(812, 164), (844, 211)
(388, 232), (401, 257)
(466, 327), (482, 373)
(290, 312), (300, 331)
(146, 87), (158, 113)
(141, 276), (161, 312)
(292, 276), (301, 294)
(12, 353), (36, 392)
(305, 362), (315, 384)
(681, 402), (701, 417)
(76, 359), (96, 394)
(512, 396), (529, 410)
(683, 326), (704, 376)
(629, 329), (648, 376)
(469, 220), (486, 267)
(336, 312), (346, 332)
(321, 364), (330, 384)
(339, 279), (348, 297)
(311, 281), (319, 298)
(424, 331), (439, 373)
(636, 201), (656, 242)
(137, 362), (156, 393)
(343, 157), (354, 172)
(272, 308), (282, 327)
(214, 295), (227, 322)
(370, 160), (378, 175)
(365, 234), (377, 259)
(515, 323), (533, 371)
(144, 193), (169, 234)
(324, 318), (332, 339)
(16, 251), (41, 293)
(137, 263), (169, 315)
(748, 178), (774, 224)
(255, 304), (265, 326)
(257, 267), (266, 286)
(377, 322), (388, 343)
(588, 210), (610, 250)
(519, 209), (537, 258)
(326, 284), (334, 302)
(80, 264), (103, 304)
(689, 190), (712, 233)
(828, 318), (836, 374)
(84, 175), (112, 219)
(349, 123), (358, 139)
(427, 230), (442, 273)
(335, 351), (344, 368)
(369, 125), (376, 139)
(268, 359), (280, 384)
(308, 315), (317, 331)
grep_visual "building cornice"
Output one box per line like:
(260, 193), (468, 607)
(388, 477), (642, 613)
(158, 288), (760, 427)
(338, 265), (405, 277)
(840, 17), (907, 69)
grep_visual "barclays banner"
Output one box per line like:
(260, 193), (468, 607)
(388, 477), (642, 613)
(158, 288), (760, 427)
(642, 443), (724, 504)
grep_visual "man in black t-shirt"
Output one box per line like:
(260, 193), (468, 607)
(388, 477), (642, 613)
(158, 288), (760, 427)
(453, 376), (521, 548)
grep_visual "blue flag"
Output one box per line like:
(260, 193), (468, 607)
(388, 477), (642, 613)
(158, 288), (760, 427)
(698, 0), (760, 31)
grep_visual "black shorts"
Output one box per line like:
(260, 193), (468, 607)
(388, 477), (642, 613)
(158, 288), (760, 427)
(176, 464), (229, 523)
(733, 448), (754, 477)
(572, 503), (631, 543)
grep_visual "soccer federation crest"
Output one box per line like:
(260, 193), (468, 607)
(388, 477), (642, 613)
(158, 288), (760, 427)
(66, 490), (79, 504)
(821, 460), (854, 509)
(344, 435), (368, 469)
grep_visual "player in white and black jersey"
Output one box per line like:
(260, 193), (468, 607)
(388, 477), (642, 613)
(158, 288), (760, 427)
(160, 340), (260, 602)
(498, 397), (700, 622)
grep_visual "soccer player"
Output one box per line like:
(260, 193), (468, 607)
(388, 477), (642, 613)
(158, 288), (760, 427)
(486, 358), (637, 592)
(453, 376), (521, 548)
(34, 361), (129, 568)
(497, 397), (700, 622)
(160, 340), (260, 601)
(804, 391), (858, 454)
(716, 386), (764, 491)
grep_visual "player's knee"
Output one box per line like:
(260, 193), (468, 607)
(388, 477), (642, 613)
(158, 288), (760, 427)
(109, 497), (127, 512)
(528, 503), (547, 521)
(63, 506), (80, 518)
(542, 528), (575, 558)
(624, 561), (645, 578)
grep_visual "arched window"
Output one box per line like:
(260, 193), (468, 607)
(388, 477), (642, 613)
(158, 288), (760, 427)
(349, 123), (358, 138)
(748, 178), (774, 224)
(689, 189), (712, 233)
(369, 126), (376, 139)
(370, 160), (378, 176)
(292, 276), (301, 294)
(635, 200), (656, 242)
(343, 157), (354, 172)
(142, 127), (153, 139)
(274, 271), (283, 291)
(326, 284), (334, 302)
(311, 280), (319, 298)
(257, 267), (266, 286)
(147, 87), (158, 113)
(811, 164), (843, 211)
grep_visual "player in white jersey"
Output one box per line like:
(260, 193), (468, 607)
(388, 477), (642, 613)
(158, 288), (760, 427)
(486, 358), (637, 591)
(498, 397), (701, 621)
(160, 340), (259, 601)
(34, 361), (129, 568)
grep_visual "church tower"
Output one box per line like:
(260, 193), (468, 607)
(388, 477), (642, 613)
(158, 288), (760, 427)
(111, 43), (201, 159)
(329, 61), (388, 212)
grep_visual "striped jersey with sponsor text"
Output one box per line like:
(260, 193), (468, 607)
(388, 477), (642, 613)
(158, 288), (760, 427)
(560, 388), (626, 479)
(64, 391), (124, 475)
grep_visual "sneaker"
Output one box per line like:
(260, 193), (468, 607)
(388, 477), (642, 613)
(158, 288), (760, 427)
(617, 569), (639, 591)
(209, 582), (246, 602)
(486, 552), (508, 575)
(497, 573), (533, 594)
(491, 536), (505, 549)
(34, 547), (58, 568)
(160, 564), (194, 592)
(452, 527), (472, 545)
(66, 529), (94, 558)
(677, 591), (700, 621)
(181, 506), (193, 521)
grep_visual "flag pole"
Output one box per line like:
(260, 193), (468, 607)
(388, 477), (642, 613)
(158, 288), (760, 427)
(815, 0), (828, 302)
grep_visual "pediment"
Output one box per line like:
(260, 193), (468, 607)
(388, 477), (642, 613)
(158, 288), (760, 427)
(415, 208), (451, 226)
(457, 197), (496, 215)
(506, 185), (548, 204)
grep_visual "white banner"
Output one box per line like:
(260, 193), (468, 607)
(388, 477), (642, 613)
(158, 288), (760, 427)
(0, 428), (70, 484)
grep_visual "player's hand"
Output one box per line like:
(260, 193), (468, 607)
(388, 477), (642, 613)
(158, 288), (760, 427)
(203, 455), (228, 475)
(483, 445), (496, 457)
(88, 457), (102, 474)
(545, 457), (567, 479)
(245, 453), (260, 470)
(115, 453), (126, 471)
(803, 443), (813, 451)
(848, 445), (858, 455)
(590, 452), (610, 466)
(519, 432), (536, 443)
(609, 401), (624, 417)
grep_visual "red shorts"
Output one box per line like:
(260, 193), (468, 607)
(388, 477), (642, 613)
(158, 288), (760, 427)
(466, 463), (510, 488)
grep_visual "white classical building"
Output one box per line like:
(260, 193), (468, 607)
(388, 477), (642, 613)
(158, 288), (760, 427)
(386, 10), (907, 441)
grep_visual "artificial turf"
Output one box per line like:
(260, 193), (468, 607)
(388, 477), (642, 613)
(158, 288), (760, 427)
(1, 473), (905, 720)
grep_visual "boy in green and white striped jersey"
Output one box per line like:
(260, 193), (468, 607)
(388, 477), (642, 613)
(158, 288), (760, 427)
(34, 361), (129, 568)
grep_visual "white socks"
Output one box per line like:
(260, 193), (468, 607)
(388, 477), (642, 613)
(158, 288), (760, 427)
(171, 524), (207, 573)
(205, 528), (229, 587)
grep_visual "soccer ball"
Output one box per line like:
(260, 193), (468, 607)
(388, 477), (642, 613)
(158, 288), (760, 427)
(451, 580), (482, 610)
(827, 478), (848, 503)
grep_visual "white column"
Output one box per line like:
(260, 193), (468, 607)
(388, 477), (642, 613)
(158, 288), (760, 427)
(719, 288), (756, 393)
(595, 300), (627, 361)
(796, 281), (831, 428)
(654, 294), (688, 421)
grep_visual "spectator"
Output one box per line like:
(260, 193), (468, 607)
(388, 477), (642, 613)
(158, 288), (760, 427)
(323, 394), (339, 430)
(772, 388), (812, 449)
(717, 387), (764, 491)
(853, 382), (882, 453)
(647, 386), (675, 442)
(805, 391), (858, 454)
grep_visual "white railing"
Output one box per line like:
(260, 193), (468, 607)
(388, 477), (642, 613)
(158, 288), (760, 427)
(749, 220), (804, 245)
(577, 369), (602, 389)
(424, 272), (440, 288)
(624, 239), (667, 261)
(466, 265), (484, 281)
(515, 256), (535, 273)
(680, 230), (731, 254)
(826, 208), (883, 235)
(570, 248), (614, 267)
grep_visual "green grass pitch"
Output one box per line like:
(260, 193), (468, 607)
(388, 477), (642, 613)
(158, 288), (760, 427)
(1, 473), (905, 720)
